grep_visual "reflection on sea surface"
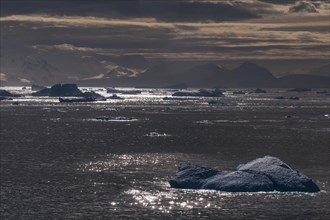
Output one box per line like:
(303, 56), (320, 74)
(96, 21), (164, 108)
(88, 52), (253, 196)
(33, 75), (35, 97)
(75, 152), (328, 219)
(1, 87), (330, 108)
(1, 87), (329, 219)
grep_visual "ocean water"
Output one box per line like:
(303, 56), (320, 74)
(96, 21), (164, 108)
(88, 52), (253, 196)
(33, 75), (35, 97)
(0, 87), (329, 219)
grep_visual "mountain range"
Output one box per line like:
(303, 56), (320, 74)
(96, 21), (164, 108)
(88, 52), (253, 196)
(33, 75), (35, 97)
(1, 52), (329, 88)
(80, 61), (329, 88)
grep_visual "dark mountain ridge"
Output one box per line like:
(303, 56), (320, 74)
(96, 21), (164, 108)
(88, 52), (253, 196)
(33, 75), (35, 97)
(3, 60), (328, 88)
(228, 62), (277, 87)
(277, 74), (329, 88)
(130, 61), (329, 88)
(308, 63), (330, 77)
(78, 61), (329, 88)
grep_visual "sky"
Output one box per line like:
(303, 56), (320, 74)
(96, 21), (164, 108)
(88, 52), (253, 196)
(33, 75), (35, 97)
(0, 0), (329, 84)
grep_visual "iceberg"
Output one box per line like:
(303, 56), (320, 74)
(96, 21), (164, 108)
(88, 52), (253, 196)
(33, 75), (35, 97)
(163, 97), (198, 101)
(254, 88), (267, 93)
(208, 100), (234, 106)
(59, 91), (106, 102)
(169, 156), (320, 192)
(108, 94), (124, 100)
(287, 88), (312, 92)
(32, 84), (106, 101)
(106, 88), (141, 94)
(316, 90), (327, 94)
(0, 89), (21, 97)
(275, 96), (299, 100)
(145, 132), (171, 137)
(233, 91), (245, 95)
(0, 97), (13, 101)
(172, 89), (224, 97)
(95, 116), (133, 121)
(32, 84), (82, 97)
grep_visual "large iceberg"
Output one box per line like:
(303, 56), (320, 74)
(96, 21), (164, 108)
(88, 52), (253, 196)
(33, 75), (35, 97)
(32, 84), (82, 96)
(169, 156), (320, 192)
(31, 84), (106, 101)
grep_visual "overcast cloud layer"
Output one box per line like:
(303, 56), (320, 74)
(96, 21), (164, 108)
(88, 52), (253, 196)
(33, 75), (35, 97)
(0, 0), (329, 83)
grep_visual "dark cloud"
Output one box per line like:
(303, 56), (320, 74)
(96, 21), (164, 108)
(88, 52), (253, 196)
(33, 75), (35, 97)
(1, 20), (176, 50)
(258, 0), (298, 4)
(228, 0), (283, 16)
(259, 0), (328, 5)
(1, 16), (328, 62)
(289, 1), (320, 13)
(262, 25), (330, 33)
(1, 0), (329, 84)
(1, 0), (260, 22)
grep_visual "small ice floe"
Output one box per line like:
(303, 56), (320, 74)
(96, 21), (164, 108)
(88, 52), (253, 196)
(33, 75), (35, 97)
(215, 120), (249, 123)
(77, 91), (106, 101)
(59, 97), (99, 102)
(56, 109), (67, 113)
(195, 120), (213, 125)
(95, 116), (134, 121)
(275, 96), (299, 100)
(108, 94), (124, 100)
(289, 97), (299, 100)
(145, 131), (171, 137)
(233, 91), (245, 95)
(208, 100), (235, 106)
(316, 90), (327, 94)
(172, 89), (224, 97)
(106, 88), (141, 94)
(0, 97), (13, 101)
(43, 108), (66, 113)
(254, 88), (267, 93)
(163, 97), (198, 101)
(287, 88), (311, 92)
(285, 115), (294, 119)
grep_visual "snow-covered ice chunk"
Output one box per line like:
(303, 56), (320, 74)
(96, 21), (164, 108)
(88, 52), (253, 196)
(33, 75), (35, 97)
(169, 156), (319, 192)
